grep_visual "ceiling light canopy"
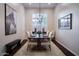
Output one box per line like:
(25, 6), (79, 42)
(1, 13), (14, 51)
(29, 3), (32, 5)
(48, 3), (51, 5)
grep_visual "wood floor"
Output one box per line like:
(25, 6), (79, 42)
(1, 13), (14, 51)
(14, 41), (65, 56)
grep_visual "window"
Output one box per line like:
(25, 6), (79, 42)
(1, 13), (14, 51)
(32, 13), (47, 31)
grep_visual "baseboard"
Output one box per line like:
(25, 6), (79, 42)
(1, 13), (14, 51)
(56, 40), (78, 56)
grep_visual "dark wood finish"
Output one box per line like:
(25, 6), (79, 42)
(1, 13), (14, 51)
(12, 39), (27, 56)
(28, 36), (49, 47)
(4, 39), (27, 56)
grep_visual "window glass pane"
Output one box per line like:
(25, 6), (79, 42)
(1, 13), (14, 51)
(32, 13), (47, 31)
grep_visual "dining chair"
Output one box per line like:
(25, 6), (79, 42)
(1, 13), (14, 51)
(41, 31), (54, 51)
(49, 31), (54, 40)
(26, 31), (30, 38)
(26, 31), (37, 51)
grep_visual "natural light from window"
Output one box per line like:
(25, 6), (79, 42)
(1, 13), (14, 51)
(32, 13), (47, 31)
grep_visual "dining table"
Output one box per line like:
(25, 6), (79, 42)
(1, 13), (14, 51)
(28, 36), (49, 47)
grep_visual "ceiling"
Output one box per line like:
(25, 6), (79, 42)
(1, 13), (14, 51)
(22, 3), (59, 9)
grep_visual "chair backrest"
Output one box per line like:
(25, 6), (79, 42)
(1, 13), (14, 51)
(48, 31), (54, 40)
(26, 32), (30, 38)
(46, 31), (49, 36)
(48, 32), (52, 37)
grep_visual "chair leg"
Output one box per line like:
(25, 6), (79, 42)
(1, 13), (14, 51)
(49, 45), (51, 51)
(27, 45), (29, 51)
(27, 44), (30, 52)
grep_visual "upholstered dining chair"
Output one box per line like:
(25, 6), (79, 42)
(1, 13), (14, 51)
(26, 31), (37, 51)
(41, 31), (54, 51)
(49, 31), (54, 40)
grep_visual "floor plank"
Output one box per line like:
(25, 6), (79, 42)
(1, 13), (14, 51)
(14, 41), (65, 56)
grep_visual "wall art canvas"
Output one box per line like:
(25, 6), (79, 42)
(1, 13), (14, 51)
(5, 4), (16, 35)
(58, 13), (72, 30)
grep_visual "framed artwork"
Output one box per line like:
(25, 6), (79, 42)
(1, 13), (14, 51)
(5, 4), (16, 35)
(58, 13), (72, 30)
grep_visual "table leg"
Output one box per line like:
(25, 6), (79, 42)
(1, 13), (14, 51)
(37, 39), (41, 47)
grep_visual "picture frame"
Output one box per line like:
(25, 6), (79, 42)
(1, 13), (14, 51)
(5, 4), (16, 35)
(58, 13), (72, 30)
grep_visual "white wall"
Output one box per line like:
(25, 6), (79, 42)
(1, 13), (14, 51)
(0, 3), (25, 55)
(55, 3), (79, 55)
(25, 8), (55, 32)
